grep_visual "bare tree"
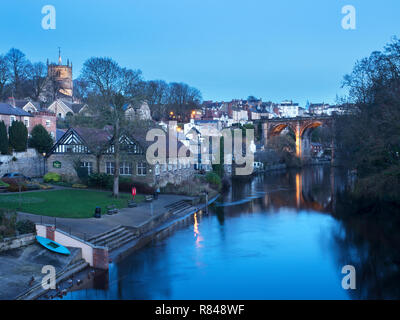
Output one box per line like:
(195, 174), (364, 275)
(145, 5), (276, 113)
(80, 57), (143, 197)
(0, 55), (9, 100)
(27, 62), (48, 101)
(143, 80), (168, 120)
(167, 82), (202, 121)
(5, 48), (30, 98)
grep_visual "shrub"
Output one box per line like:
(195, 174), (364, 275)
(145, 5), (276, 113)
(0, 210), (17, 240)
(43, 172), (61, 183)
(7, 184), (27, 192)
(129, 180), (155, 194)
(0, 180), (10, 188)
(119, 176), (134, 192)
(72, 184), (88, 189)
(51, 181), (72, 187)
(88, 173), (113, 189)
(0, 120), (8, 155)
(206, 172), (222, 190)
(76, 167), (89, 184)
(15, 219), (36, 235)
(8, 121), (28, 152)
(28, 124), (53, 154)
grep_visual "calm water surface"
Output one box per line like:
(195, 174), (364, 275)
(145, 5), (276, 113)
(64, 166), (400, 300)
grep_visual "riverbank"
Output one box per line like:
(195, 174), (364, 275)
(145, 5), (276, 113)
(15, 190), (219, 300)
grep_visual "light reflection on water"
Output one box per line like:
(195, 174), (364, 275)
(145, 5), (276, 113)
(62, 166), (400, 300)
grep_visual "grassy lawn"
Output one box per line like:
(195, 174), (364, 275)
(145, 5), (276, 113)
(0, 189), (144, 219)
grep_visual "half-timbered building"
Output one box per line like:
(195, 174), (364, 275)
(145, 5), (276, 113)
(46, 126), (195, 187)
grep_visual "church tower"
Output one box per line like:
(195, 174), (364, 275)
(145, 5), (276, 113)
(47, 48), (73, 98)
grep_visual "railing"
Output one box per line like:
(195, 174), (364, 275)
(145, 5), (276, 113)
(36, 215), (90, 242)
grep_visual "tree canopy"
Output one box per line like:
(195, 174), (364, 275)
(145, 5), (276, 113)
(337, 37), (400, 202)
(28, 124), (53, 154)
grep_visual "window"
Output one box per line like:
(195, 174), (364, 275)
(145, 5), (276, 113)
(46, 120), (51, 127)
(137, 162), (147, 176)
(10, 116), (16, 126)
(81, 162), (93, 174)
(120, 162), (132, 175)
(106, 162), (115, 175)
(24, 118), (29, 128)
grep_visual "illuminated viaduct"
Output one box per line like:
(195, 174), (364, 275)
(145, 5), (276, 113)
(256, 116), (334, 160)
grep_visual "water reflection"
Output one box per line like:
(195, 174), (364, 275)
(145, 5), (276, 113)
(62, 165), (400, 300)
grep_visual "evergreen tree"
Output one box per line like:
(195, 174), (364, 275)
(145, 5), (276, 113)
(0, 121), (8, 154)
(28, 124), (53, 154)
(8, 121), (27, 152)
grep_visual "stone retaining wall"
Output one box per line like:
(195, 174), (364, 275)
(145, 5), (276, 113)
(0, 149), (43, 178)
(36, 224), (108, 270)
(0, 233), (36, 252)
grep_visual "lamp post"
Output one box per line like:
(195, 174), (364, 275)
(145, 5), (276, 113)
(42, 152), (47, 176)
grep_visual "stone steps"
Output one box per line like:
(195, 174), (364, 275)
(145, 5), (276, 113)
(87, 225), (124, 243)
(108, 234), (137, 252)
(88, 226), (137, 252)
(165, 200), (192, 214)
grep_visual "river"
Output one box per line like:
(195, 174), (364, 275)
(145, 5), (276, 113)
(62, 165), (400, 300)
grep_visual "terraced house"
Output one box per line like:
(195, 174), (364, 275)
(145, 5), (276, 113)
(46, 126), (195, 188)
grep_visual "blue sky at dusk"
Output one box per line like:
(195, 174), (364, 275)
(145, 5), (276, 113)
(0, 0), (399, 106)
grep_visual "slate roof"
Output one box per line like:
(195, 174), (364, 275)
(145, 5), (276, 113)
(56, 124), (188, 158)
(62, 101), (85, 113)
(15, 100), (41, 110)
(56, 129), (66, 142)
(0, 103), (33, 117)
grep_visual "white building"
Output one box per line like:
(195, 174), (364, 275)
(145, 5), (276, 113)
(278, 100), (300, 118)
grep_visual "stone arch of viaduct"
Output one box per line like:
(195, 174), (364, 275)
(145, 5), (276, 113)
(258, 117), (334, 160)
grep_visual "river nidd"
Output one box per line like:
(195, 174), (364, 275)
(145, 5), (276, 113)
(63, 166), (400, 300)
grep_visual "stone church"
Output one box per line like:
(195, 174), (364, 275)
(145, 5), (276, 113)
(43, 50), (74, 103)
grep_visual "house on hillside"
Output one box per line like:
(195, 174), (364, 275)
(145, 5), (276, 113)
(0, 103), (57, 139)
(46, 126), (195, 187)
(124, 101), (152, 121)
(47, 99), (87, 118)
(6, 98), (42, 113)
(0, 103), (33, 129)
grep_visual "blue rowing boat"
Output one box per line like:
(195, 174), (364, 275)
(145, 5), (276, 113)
(36, 236), (71, 255)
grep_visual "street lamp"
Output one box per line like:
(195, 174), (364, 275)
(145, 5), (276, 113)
(42, 152), (46, 176)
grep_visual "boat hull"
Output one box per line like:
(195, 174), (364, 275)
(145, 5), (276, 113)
(36, 236), (71, 255)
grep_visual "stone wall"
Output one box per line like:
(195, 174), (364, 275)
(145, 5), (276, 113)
(36, 224), (109, 270)
(0, 233), (36, 252)
(0, 148), (43, 178)
(46, 153), (196, 188)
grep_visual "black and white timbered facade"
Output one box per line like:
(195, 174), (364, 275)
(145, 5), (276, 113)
(46, 127), (195, 187)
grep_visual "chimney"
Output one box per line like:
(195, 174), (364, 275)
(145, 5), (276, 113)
(8, 97), (16, 107)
